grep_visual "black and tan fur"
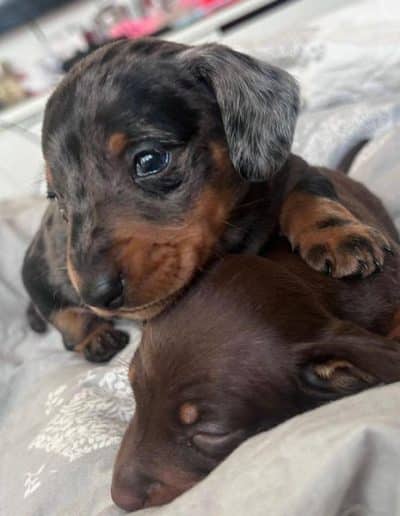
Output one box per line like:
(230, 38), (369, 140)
(22, 38), (396, 361)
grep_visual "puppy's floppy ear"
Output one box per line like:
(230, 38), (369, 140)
(301, 359), (378, 399)
(181, 44), (300, 182)
(296, 329), (400, 401)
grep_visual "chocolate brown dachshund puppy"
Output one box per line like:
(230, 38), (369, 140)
(112, 248), (400, 511)
(22, 38), (394, 362)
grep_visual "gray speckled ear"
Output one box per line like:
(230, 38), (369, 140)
(182, 44), (300, 182)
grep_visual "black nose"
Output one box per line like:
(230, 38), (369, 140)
(82, 274), (124, 309)
(111, 468), (159, 512)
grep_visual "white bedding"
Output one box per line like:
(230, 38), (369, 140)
(1, 1), (400, 515)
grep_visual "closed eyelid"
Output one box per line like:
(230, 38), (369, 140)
(192, 428), (246, 457)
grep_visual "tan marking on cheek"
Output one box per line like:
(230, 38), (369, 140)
(108, 132), (128, 156)
(179, 402), (199, 425)
(110, 185), (238, 314)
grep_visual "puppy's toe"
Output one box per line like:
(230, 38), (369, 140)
(83, 328), (130, 363)
(299, 223), (392, 279)
(331, 226), (390, 278)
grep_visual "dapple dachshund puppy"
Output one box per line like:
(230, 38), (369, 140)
(112, 237), (400, 511)
(22, 38), (394, 361)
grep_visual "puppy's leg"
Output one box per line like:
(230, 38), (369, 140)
(24, 270), (129, 362)
(22, 206), (129, 362)
(51, 307), (129, 362)
(24, 263), (129, 362)
(27, 302), (48, 333)
(280, 174), (392, 278)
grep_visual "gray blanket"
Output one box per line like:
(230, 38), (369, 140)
(1, 1), (400, 514)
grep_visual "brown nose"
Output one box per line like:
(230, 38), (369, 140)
(81, 273), (124, 309)
(111, 467), (160, 512)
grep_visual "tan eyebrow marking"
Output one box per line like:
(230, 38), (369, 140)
(179, 402), (199, 425)
(108, 132), (129, 156)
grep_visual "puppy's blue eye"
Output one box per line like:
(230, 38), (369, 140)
(134, 150), (170, 177)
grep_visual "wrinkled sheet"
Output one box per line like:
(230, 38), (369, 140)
(1, 1), (400, 514)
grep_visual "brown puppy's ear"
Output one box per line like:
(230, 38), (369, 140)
(297, 329), (400, 401)
(181, 44), (300, 182)
(301, 359), (378, 399)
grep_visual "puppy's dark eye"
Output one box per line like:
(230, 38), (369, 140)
(134, 150), (170, 178)
(47, 191), (57, 200)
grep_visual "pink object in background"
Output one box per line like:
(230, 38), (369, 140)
(109, 0), (237, 39)
(110, 17), (164, 38)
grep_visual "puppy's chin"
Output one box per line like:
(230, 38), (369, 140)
(88, 290), (179, 321)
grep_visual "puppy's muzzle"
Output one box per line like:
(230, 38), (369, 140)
(111, 466), (173, 512)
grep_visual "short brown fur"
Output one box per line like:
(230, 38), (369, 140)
(112, 240), (400, 511)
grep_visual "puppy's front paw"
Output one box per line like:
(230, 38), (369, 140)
(280, 191), (393, 279)
(78, 326), (130, 362)
(53, 307), (129, 361)
(295, 222), (392, 278)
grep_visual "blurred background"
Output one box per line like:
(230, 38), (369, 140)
(0, 0), (354, 112)
(0, 0), (397, 200)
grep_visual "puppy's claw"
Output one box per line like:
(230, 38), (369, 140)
(324, 260), (332, 276)
(294, 221), (391, 279)
(358, 260), (368, 273)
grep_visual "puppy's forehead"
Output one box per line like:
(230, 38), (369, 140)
(43, 40), (202, 157)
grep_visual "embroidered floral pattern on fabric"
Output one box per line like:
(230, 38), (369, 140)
(24, 464), (46, 498)
(28, 365), (134, 462)
(45, 385), (67, 415)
